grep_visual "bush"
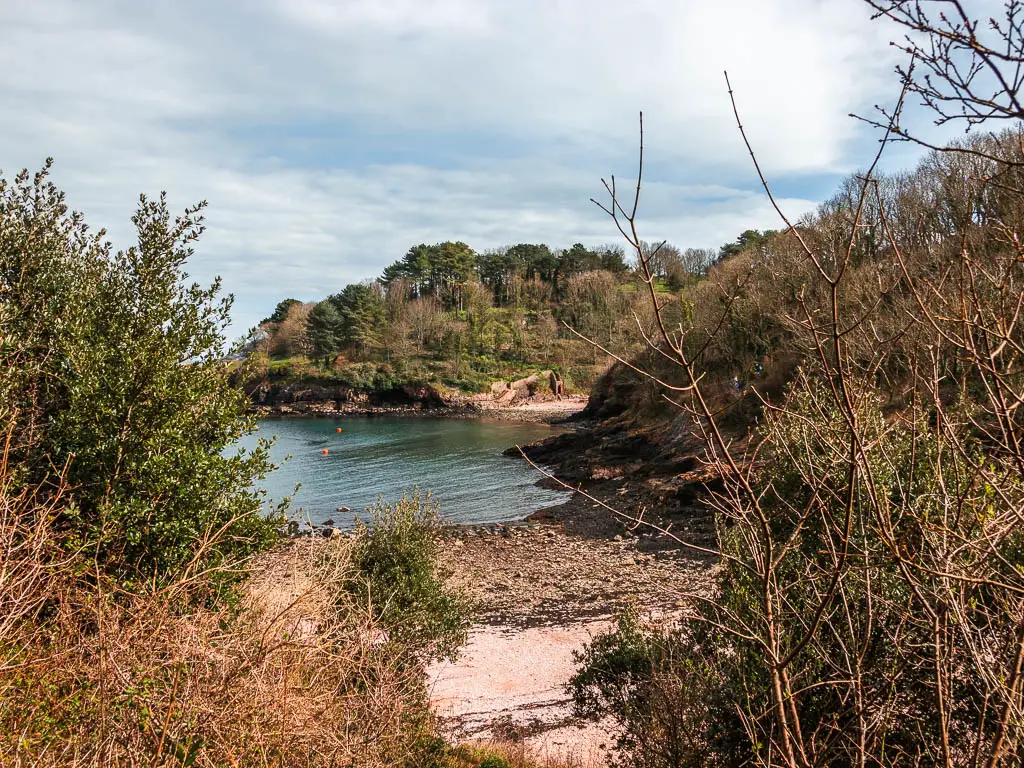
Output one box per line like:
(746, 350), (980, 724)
(349, 491), (468, 661)
(569, 608), (724, 768)
(0, 477), (450, 767)
(0, 164), (280, 589)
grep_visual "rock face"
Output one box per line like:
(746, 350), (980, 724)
(508, 369), (558, 397)
(249, 381), (449, 410)
(249, 371), (577, 417)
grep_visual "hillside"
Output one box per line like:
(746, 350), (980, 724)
(237, 239), (733, 403)
(508, 116), (1024, 765)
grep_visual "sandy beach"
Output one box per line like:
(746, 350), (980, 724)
(429, 523), (716, 764)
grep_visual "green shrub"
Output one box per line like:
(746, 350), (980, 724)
(0, 164), (281, 590)
(570, 608), (728, 768)
(349, 491), (467, 661)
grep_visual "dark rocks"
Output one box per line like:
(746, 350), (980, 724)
(439, 523), (716, 627)
(249, 381), (450, 410)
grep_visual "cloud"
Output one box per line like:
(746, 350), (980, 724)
(0, 0), (905, 336)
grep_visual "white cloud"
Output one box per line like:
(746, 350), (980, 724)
(0, 0), (906, 335)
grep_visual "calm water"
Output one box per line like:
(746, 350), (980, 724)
(234, 417), (571, 526)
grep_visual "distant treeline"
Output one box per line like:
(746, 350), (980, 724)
(245, 234), (769, 392)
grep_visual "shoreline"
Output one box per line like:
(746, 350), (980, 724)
(429, 521), (716, 765)
(250, 395), (590, 425)
(264, 401), (718, 765)
(424, 405), (722, 764)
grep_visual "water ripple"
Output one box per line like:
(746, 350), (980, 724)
(234, 417), (572, 526)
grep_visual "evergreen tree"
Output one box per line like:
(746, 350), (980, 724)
(307, 299), (345, 361)
(0, 163), (279, 585)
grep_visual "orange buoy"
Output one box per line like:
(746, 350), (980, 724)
(336, 427), (342, 433)
(321, 449), (329, 455)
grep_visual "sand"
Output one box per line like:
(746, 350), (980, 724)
(429, 524), (716, 766)
(428, 621), (615, 767)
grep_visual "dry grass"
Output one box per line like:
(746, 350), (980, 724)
(450, 741), (590, 768)
(0, 442), (446, 766)
(0, 450), (579, 767)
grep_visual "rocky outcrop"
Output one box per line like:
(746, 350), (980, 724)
(508, 369), (560, 397)
(508, 392), (723, 545)
(248, 381), (450, 410)
(249, 372), (566, 412)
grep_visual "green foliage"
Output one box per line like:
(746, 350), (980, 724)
(0, 163), (281, 587)
(264, 297), (300, 325)
(307, 298), (345, 360)
(708, 381), (1024, 763)
(570, 608), (661, 719)
(349, 491), (468, 661)
(717, 228), (776, 260)
(570, 609), (725, 768)
(307, 284), (386, 361)
(334, 282), (386, 355)
(478, 755), (512, 768)
(254, 237), (655, 395)
(382, 241), (477, 307)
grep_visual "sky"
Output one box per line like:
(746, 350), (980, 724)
(1, 0), (923, 339)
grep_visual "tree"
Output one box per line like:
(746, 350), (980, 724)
(718, 228), (775, 260)
(267, 300), (312, 358)
(574, 5), (1024, 761)
(598, 244), (630, 273)
(0, 163), (279, 585)
(557, 243), (603, 287)
(509, 242), (557, 283)
(680, 247), (716, 277)
(382, 242), (476, 307)
(382, 243), (432, 296)
(639, 240), (681, 281)
(307, 299), (345, 362)
(431, 241), (476, 308)
(335, 282), (386, 358)
(476, 247), (520, 306)
(863, 0), (1024, 159)
(404, 297), (444, 353)
(560, 270), (625, 358)
(263, 297), (300, 325)
(462, 280), (493, 353)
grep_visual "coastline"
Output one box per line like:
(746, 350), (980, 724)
(263, 399), (719, 765)
(425, 412), (720, 765)
(251, 395), (590, 424)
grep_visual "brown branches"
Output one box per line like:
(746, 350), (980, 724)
(567, 6), (1024, 762)
(861, 0), (1024, 163)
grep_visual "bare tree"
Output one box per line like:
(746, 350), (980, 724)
(546, 3), (1024, 765)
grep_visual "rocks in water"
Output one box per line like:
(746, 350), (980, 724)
(322, 519), (335, 527)
(335, 506), (350, 513)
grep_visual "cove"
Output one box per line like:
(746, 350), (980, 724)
(235, 417), (572, 526)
